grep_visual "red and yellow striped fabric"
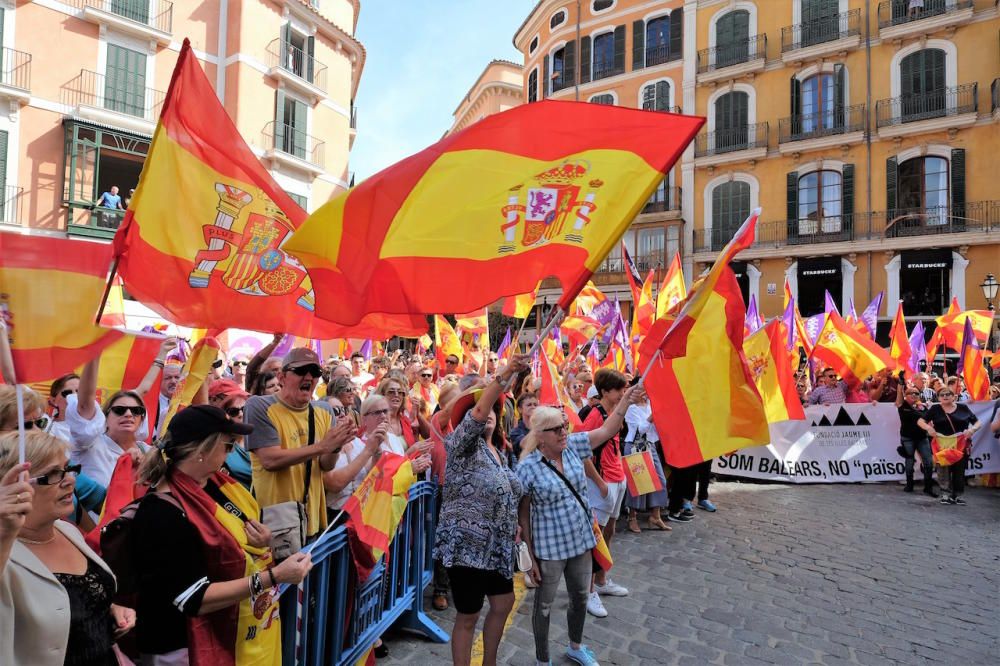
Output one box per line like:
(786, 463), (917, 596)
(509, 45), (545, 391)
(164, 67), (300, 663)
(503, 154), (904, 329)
(113, 40), (425, 340)
(0, 233), (123, 383)
(639, 211), (768, 468)
(561, 314), (602, 349)
(539, 347), (583, 429)
(159, 334), (221, 437)
(456, 309), (489, 335)
(591, 519), (613, 571)
(622, 450), (664, 496)
(283, 101), (703, 323)
(963, 346), (989, 401)
(742, 320), (806, 424)
(656, 252), (686, 319)
(927, 297), (992, 356)
(434, 315), (463, 372)
(630, 269), (656, 363)
(888, 306), (912, 372)
(344, 452), (416, 581)
(811, 310), (894, 386)
(571, 281), (606, 316)
(502, 282), (540, 318)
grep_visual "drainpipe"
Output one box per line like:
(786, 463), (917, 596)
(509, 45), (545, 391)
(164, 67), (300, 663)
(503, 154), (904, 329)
(575, 0), (581, 101)
(215, 0), (228, 102)
(864, 0), (873, 303)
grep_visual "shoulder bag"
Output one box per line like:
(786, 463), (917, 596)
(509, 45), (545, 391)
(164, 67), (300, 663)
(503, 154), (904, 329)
(540, 456), (613, 570)
(261, 404), (315, 561)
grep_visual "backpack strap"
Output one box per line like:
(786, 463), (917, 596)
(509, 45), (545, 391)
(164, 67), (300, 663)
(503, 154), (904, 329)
(302, 404), (316, 507)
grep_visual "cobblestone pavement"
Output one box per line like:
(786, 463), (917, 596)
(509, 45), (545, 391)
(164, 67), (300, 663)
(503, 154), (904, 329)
(380, 481), (1000, 665)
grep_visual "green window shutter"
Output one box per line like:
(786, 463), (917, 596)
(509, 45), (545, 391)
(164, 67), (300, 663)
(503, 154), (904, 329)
(632, 20), (645, 70)
(542, 54), (549, 97)
(841, 164), (854, 227)
(886, 156), (897, 214)
(656, 80), (670, 111)
(282, 22), (292, 49)
(0, 129), (7, 221)
(950, 148), (965, 222)
(786, 171), (798, 223)
(563, 40), (576, 88)
(613, 25), (626, 74)
(0, 9), (5, 51)
(580, 36), (591, 83)
(833, 64), (845, 129)
(306, 36), (315, 83)
(790, 75), (801, 135)
(293, 99), (307, 159)
(668, 8), (683, 60)
(274, 89), (286, 151)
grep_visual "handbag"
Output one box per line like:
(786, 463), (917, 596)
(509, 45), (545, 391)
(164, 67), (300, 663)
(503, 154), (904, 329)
(541, 457), (613, 571)
(262, 405), (315, 561)
(515, 541), (532, 573)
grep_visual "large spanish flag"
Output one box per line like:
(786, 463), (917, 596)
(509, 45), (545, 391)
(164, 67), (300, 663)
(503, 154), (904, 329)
(811, 310), (894, 386)
(283, 101), (704, 323)
(113, 40), (425, 340)
(638, 211), (768, 467)
(344, 452), (416, 581)
(888, 305), (912, 372)
(656, 252), (686, 318)
(0, 233), (123, 383)
(926, 297), (992, 358)
(742, 320), (805, 424)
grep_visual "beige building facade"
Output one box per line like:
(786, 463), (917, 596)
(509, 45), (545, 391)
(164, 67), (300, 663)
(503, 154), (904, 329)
(2, 0), (363, 241)
(448, 59), (524, 135)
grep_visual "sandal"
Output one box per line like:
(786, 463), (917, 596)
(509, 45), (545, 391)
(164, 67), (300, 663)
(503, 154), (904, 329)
(646, 516), (672, 531)
(627, 516), (641, 533)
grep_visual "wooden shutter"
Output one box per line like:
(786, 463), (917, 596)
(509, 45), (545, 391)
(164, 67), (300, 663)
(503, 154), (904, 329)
(306, 36), (315, 83)
(282, 21), (292, 51)
(641, 84), (654, 110)
(656, 80), (670, 111)
(580, 36), (591, 83)
(841, 164), (854, 227)
(632, 20), (645, 70)
(790, 75), (802, 135)
(668, 7), (683, 60)
(613, 25), (626, 75)
(542, 54), (549, 98)
(950, 148), (965, 222)
(885, 156), (897, 214)
(787, 171), (799, 223)
(833, 63), (845, 128)
(563, 41), (576, 89)
(274, 89), (286, 150)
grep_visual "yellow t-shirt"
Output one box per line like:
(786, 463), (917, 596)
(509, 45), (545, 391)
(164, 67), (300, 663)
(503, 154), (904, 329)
(246, 395), (334, 537)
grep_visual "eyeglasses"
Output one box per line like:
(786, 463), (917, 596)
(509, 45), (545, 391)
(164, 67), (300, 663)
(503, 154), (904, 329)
(825, 375), (838, 380)
(232, 361), (248, 367)
(543, 424), (568, 435)
(59, 388), (77, 399)
(445, 359), (458, 365)
(363, 408), (390, 418)
(420, 373), (433, 378)
(109, 405), (146, 417)
(31, 463), (82, 486)
(330, 406), (346, 416)
(384, 389), (406, 397)
(212, 359), (224, 369)
(287, 364), (322, 378)
(905, 391), (920, 397)
(23, 416), (50, 431)
(225, 406), (244, 417)
(222, 439), (237, 453)
(938, 392), (955, 398)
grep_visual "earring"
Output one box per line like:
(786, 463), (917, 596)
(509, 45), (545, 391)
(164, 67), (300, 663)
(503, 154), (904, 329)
(198, 456), (204, 462)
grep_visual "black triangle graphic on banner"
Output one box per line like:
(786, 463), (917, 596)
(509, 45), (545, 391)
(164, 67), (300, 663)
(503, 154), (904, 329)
(817, 415), (832, 426)
(833, 407), (855, 426)
(856, 413), (871, 426)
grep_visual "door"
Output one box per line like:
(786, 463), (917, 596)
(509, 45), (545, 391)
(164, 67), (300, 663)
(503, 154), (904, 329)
(900, 49), (946, 122)
(712, 181), (750, 250)
(714, 91), (748, 153)
(281, 97), (308, 159)
(801, 0), (840, 47)
(110, 0), (149, 25)
(104, 44), (147, 117)
(715, 10), (749, 68)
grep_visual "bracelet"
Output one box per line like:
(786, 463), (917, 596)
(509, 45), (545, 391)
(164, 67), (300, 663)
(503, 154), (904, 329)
(153, 360), (165, 368)
(266, 566), (276, 588)
(250, 572), (263, 599)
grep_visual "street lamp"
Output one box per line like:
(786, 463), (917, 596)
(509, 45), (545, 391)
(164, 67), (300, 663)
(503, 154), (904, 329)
(980, 273), (999, 311)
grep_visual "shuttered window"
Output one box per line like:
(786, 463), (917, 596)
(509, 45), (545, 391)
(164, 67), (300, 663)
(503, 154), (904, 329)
(714, 91), (748, 153)
(276, 92), (308, 159)
(527, 68), (538, 103)
(105, 44), (147, 117)
(593, 32), (615, 80)
(715, 10), (750, 67)
(645, 15), (670, 66)
(900, 48), (946, 121)
(797, 171), (842, 234)
(641, 81), (671, 111)
(898, 157), (949, 225)
(801, 74), (835, 132)
(590, 93), (615, 105)
(712, 181), (751, 250)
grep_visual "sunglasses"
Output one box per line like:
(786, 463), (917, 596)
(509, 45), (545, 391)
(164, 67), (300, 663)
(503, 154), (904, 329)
(232, 361), (248, 367)
(59, 388), (77, 398)
(938, 392), (955, 398)
(331, 406), (346, 416)
(420, 373), (433, 378)
(225, 406), (244, 417)
(31, 463), (82, 486)
(446, 359), (458, 365)
(384, 389), (406, 397)
(212, 359), (224, 369)
(287, 364), (323, 378)
(109, 405), (146, 417)
(364, 408), (390, 418)
(23, 416), (50, 431)
(543, 424), (568, 435)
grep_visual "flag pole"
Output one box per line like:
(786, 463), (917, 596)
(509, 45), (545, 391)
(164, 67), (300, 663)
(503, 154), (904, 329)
(503, 305), (565, 392)
(94, 256), (121, 326)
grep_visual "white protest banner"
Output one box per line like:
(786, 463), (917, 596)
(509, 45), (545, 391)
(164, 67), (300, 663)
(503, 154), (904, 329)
(713, 401), (1000, 483)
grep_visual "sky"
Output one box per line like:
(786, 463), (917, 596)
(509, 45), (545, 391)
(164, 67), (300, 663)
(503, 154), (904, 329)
(350, 1), (536, 180)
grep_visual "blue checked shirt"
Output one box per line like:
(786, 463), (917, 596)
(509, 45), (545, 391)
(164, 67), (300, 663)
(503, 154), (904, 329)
(517, 432), (597, 561)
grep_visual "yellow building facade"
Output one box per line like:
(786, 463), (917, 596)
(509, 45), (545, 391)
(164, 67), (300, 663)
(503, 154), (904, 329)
(515, 0), (1000, 342)
(2, 0), (363, 241)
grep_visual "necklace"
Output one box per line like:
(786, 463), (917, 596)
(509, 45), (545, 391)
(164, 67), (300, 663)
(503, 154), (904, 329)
(17, 531), (57, 545)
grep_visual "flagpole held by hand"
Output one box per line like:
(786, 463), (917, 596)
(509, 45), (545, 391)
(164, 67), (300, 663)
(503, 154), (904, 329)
(504, 306), (565, 392)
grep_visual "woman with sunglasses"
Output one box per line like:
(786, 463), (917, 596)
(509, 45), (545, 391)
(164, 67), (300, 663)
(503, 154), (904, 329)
(918, 388), (981, 505)
(411, 366), (440, 414)
(0, 385), (49, 433)
(376, 377), (430, 454)
(895, 375), (936, 496)
(0, 431), (134, 666)
(132, 405), (312, 664)
(212, 379), (253, 490)
(74, 391), (151, 488)
(516, 385), (641, 666)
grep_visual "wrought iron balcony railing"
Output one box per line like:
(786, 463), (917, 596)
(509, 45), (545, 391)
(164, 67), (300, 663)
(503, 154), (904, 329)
(992, 78), (1000, 115)
(0, 47), (31, 92)
(70, 0), (173, 33)
(875, 83), (977, 128)
(265, 38), (328, 93)
(877, 0), (973, 29)
(781, 9), (860, 53)
(642, 185), (681, 214)
(62, 69), (165, 120)
(0, 186), (23, 226)
(645, 43), (681, 67)
(696, 34), (766, 74)
(693, 122), (768, 158)
(778, 104), (866, 143)
(263, 121), (325, 168)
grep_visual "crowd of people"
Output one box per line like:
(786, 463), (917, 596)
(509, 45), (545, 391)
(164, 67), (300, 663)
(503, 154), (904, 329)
(1, 330), (999, 666)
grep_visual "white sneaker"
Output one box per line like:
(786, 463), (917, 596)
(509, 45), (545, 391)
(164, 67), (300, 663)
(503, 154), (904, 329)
(594, 579), (629, 597)
(586, 591), (608, 617)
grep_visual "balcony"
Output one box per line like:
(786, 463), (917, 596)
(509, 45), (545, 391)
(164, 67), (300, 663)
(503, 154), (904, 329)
(877, 0), (974, 41)
(691, 201), (999, 260)
(71, 0), (173, 44)
(0, 48), (31, 104)
(265, 38), (328, 102)
(693, 122), (768, 168)
(781, 10), (861, 64)
(644, 44), (681, 68)
(596, 253), (665, 275)
(778, 104), (866, 154)
(639, 185), (681, 221)
(875, 83), (977, 139)
(591, 61), (618, 82)
(696, 34), (767, 85)
(0, 186), (24, 227)
(61, 70), (165, 135)
(262, 121), (325, 176)
(67, 206), (127, 240)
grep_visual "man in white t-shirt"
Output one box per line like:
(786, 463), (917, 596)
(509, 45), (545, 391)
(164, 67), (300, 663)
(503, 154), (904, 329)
(349, 352), (374, 387)
(155, 361), (182, 435)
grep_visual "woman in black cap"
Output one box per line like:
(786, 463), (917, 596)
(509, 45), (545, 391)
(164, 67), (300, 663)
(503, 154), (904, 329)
(132, 405), (312, 665)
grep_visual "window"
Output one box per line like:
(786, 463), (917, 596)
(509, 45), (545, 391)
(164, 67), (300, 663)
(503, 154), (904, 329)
(711, 181), (750, 250)
(715, 10), (750, 67)
(713, 91), (749, 152)
(593, 0), (614, 11)
(550, 9), (567, 30)
(666, 225), (680, 263)
(636, 227), (664, 270)
(801, 0), (841, 47)
(550, 43), (576, 93)
(280, 23), (316, 83)
(645, 15), (670, 66)
(800, 73), (835, 133)
(529, 36), (539, 54)
(900, 48), (946, 121)
(286, 192), (308, 209)
(104, 44), (147, 118)
(109, 0), (150, 24)
(590, 93), (614, 105)
(897, 157), (948, 225)
(641, 81), (670, 111)
(527, 68), (538, 103)
(900, 250), (951, 317)
(797, 170), (842, 235)
(276, 92), (308, 159)
(592, 32), (615, 80)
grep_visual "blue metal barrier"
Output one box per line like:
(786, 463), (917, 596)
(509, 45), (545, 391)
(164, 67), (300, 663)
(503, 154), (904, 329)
(278, 480), (449, 665)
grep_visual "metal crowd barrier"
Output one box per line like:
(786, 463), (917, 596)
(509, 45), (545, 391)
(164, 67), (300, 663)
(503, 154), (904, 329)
(279, 480), (449, 665)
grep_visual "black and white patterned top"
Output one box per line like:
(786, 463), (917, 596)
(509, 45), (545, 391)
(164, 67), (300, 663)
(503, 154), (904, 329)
(432, 411), (523, 578)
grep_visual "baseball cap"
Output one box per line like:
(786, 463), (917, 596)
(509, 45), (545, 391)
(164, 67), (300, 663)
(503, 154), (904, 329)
(586, 385), (599, 399)
(209, 378), (248, 402)
(283, 347), (321, 369)
(166, 405), (253, 446)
